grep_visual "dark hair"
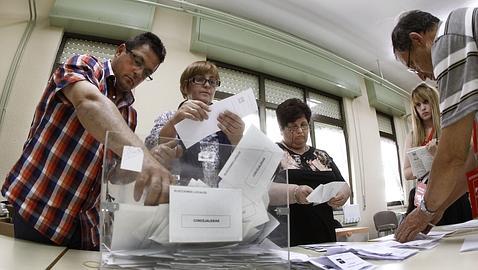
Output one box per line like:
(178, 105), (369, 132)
(179, 61), (219, 98)
(391, 10), (439, 53)
(125, 32), (166, 64)
(275, 98), (311, 129)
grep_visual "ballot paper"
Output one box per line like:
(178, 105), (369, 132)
(460, 234), (478, 252)
(306, 181), (348, 204)
(120, 146), (144, 172)
(175, 88), (258, 148)
(406, 146), (433, 179)
(218, 126), (283, 237)
(169, 185), (242, 243)
(310, 252), (376, 270)
(343, 204), (361, 224)
(219, 126), (283, 201)
(111, 203), (168, 250)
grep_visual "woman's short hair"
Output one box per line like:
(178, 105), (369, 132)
(276, 98), (311, 129)
(179, 61), (219, 98)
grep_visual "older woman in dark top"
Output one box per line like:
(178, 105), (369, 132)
(272, 98), (350, 246)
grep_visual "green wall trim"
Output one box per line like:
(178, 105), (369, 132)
(365, 79), (407, 116)
(191, 17), (362, 98)
(49, 0), (155, 40)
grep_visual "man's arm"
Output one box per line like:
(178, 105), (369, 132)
(63, 80), (173, 205)
(425, 112), (474, 211)
(395, 112), (474, 242)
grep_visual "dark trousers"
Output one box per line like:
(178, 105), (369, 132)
(13, 210), (82, 249)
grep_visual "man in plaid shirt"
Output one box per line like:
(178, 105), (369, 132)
(1, 32), (173, 250)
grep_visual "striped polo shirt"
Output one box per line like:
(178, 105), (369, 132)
(433, 7), (478, 128)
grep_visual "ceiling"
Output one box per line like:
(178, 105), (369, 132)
(187, 0), (478, 93)
(4, 0), (477, 93)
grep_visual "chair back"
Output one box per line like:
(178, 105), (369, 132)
(373, 210), (398, 236)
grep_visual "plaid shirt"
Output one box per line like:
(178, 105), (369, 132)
(1, 54), (137, 250)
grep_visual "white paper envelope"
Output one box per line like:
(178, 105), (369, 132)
(169, 185), (243, 243)
(306, 182), (347, 204)
(175, 88), (258, 148)
(111, 203), (167, 250)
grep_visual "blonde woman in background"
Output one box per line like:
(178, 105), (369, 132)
(403, 83), (471, 225)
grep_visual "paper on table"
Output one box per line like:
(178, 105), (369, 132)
(310, 252), (376, 270)
(175, 88), (258, 149)
(460, 234), (478, 252)
(306, 182), (347, 204)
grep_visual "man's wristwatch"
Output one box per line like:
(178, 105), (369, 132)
(419, 199), (437, 216)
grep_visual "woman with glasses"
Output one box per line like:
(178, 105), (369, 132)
(145, 61), (244, 186)
(269, 98), (350, 246)
(403, 83), (471, 224)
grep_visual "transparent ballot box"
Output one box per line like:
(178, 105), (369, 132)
(100, 132), (291, 269)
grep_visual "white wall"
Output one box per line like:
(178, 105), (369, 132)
(0, 1), (409, 238)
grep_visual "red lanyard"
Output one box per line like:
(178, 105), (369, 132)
(421, 127), (435, 146)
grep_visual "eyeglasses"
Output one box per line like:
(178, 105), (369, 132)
(286, 124), (309, 133)
(406, 44), (419, 74)
(125, 48), (153, 81)
(188, 76), (221, 88)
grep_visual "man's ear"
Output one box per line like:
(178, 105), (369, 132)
(115, 44), (126, 57)
(409, 32), (425, 47)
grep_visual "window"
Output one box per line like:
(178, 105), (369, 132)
(214, 61), (352, 201)
(377, 113), (404, 205)
(52, 33), (122, 74)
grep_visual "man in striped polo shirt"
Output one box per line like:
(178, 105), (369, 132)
(391, 8), (478, 242)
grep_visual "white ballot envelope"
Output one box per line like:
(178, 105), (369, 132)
(175, 88), (258, 148)
(111, 203), (168, 250)
(169, 185), (242, 243)
(406, 146), (433, 179)
(306, 182), (347, 204)
(219, 126), (283, 200)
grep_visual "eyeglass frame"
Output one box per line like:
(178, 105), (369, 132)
(285, 123), (310, 133)
(187, 75), (221, 88)
(125, 47), (153, 81)
(406, 43), (419, 74)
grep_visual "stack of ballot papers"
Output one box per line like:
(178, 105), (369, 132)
(300, 242), (419, 260)
(102, 244), (290, 269)
(436, 219), (478, 234)
(326, 243), (419, 260)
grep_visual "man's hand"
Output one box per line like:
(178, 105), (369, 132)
(133, 152), (175, 205)
(217, 110), (245, 145)
(327, 183), (351, 208)
(173, 100), (210, 123)
(395, 208), (434, 242)
(150, 140), (183, 169)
